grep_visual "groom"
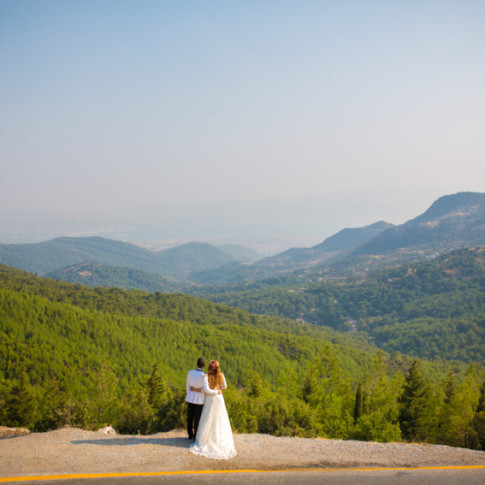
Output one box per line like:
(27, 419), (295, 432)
(185, 357), (206, 440)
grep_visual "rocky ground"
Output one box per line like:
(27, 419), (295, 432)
(1, 427), (485, 478)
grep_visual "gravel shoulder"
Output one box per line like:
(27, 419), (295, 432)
(1, 427), (485, 478)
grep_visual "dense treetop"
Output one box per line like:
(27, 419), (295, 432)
(192, 249), (485, 364)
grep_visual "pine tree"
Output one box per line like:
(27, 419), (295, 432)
(302, 355), (353, 439)
(352, 353), (402, 442)
(437, 369), (460, 445)
(449, 365), (481, 448)
(399, 360), (436, 442)
(243, 370), (264, 398)
(353, 382), (363, 424)
(33, 380), (63, 432)
(277, 363), (299, 398)
(5, 372), (37, 428)
(115, 388), (154, 435)
(146, 363), (166, 409)
(87, 364), (118, 429)
(471, 379), (485, 449)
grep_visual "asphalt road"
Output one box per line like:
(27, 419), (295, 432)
(3, 468), (485, 484)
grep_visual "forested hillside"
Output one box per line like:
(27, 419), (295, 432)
(46, 262), (189, 293)
(193, 248), (485, 364)
(1, 263), (484, 450)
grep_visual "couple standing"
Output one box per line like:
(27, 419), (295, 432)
(185, 358), (237, 460)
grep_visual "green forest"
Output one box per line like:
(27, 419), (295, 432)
(46, 262), (187, 293)
(194, 249), (485, 364)
(1, 258), (485, 450)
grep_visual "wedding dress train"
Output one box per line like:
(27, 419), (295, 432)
(189, 392), (237, 460)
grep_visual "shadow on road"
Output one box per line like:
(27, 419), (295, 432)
(71, 437), (189, 449)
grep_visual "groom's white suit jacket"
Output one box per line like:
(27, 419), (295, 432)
(185, 368), (219, 404)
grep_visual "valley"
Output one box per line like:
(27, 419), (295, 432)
(1, 191), (484, 450)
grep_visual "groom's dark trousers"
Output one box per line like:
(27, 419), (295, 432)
(187, 402), (203, 439)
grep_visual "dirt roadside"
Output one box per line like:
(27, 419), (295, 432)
(1, 427), (485, 478)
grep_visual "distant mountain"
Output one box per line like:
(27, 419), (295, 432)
(217, 244), (261, 262)
(46, 262), (189, 293)
(312, 221), (395, 252)
(355, 192), (485, 256)
(2, 192), (483, 288)
(190, 221), (394, 284)
(0, 237), (246, 281)
(191, 192), (485, 285)
(263, 221), (394, 268)
(156, 242), (236, 278)
(0, 236), (164, 275)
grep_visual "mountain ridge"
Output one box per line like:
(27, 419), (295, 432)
(191, 192), (485, 285)
(189, 220), (397, 284)
(355, 191), (485, 255)
(0, 238), (257, 280)
(260, 220), (394, 267)
(0, 192), (483, 288)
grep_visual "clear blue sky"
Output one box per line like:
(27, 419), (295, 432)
(1, 0), (484, 239)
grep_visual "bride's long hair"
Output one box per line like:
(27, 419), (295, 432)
(207, 360), (224, 389)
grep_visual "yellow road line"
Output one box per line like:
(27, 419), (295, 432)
(1, 466), (485, 482)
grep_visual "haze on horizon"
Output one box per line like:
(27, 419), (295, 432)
(1, 1), (484, 250)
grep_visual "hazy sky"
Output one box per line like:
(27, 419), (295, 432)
(1, 0), (484, 244)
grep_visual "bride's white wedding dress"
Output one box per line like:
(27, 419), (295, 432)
(189, 375), (237, 460)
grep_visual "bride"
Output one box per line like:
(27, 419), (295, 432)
(189, 360), (237, 460)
